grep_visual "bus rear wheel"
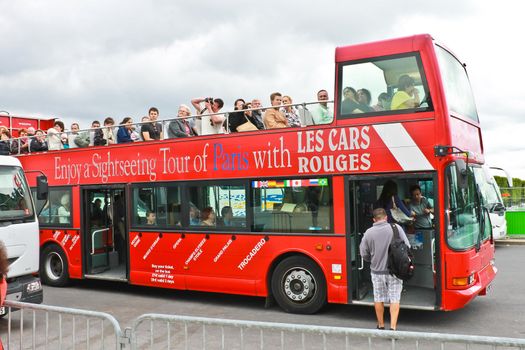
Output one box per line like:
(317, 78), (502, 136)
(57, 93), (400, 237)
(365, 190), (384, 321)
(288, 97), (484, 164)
(271, 256), (326, 314)
(40, 244), (70, 287)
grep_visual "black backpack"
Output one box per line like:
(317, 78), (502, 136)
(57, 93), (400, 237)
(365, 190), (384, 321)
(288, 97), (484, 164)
(388, 224), (415, 281)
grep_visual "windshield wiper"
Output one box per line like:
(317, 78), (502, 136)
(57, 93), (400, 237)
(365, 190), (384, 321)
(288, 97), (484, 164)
(475, 184), (484, 252)
(0, 217), (30, 225)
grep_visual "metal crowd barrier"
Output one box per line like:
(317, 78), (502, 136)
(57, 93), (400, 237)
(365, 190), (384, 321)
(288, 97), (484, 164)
(2, 301), (525, 349)
(130, 314), (525, 350)
(1, 300), (124, 349)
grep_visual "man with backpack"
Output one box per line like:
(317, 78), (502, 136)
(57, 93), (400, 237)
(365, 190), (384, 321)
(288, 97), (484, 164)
(359, 208), (410, 331)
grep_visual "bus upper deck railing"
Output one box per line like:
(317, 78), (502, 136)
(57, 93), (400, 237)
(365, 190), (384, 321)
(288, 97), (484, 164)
(2, 100), (335, 156)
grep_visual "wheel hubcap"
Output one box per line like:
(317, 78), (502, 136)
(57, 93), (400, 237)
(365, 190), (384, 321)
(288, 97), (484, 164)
(283, 268), (315, 302)
(45, 252), (64, 281)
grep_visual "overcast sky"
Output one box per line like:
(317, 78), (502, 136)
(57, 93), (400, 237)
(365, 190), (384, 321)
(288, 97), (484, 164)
(1, 0), (524, 179)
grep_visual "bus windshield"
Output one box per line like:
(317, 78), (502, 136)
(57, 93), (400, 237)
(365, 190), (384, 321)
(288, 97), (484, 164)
(435, 45), (479, 123)
(446, 164), (491, 250)
(0, 166), (34, 221)
(338, 53), (432, 117)
(473, 167), (504, 211)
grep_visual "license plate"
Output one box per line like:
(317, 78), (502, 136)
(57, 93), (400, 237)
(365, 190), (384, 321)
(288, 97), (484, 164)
(0, 306), (6, 316)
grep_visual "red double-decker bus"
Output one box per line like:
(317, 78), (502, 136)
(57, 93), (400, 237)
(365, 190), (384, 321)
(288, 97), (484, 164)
(19, 34), (496, 313)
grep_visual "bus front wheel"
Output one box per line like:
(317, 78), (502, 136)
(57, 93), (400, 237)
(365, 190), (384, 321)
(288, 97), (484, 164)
(271, 256), (326, 314)
(40, 244), (70, 287)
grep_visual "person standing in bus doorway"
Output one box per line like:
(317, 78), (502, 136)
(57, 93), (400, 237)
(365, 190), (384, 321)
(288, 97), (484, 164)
(263, 92), (288, 129)
(141, 107), (163, 140)
(0, 240), (9, 340)
(376, 180), (413, 224)
(360, 208), (410, 331)
(409, 185), (434, 229)
(190, 97), (225, 135)
(311, 89), (333, 124)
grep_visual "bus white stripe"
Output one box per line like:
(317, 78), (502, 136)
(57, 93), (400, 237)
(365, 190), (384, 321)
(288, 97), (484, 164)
(373, 123), (433, 171)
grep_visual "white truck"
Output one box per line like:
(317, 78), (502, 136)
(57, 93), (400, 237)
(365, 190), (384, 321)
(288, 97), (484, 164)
(0, 155), (47, 316)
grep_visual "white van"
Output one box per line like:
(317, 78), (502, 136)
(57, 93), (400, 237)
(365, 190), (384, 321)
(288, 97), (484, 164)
(479, 166), (508, 240)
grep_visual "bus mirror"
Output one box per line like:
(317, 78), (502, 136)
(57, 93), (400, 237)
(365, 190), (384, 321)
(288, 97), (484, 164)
(455, 159), (467, 189)
(36, 175), (48, 200)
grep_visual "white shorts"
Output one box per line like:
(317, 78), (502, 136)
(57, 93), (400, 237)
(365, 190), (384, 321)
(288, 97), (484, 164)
(371, 273), (403, 303)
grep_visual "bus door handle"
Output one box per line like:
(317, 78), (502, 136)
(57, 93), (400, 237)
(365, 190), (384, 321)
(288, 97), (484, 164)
(431, 238), (436, 274)
(358, 256), (364, 270)
(91, 228), (110, 255)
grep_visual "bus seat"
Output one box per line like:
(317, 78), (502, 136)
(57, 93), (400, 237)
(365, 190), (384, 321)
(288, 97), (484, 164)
(272, 212), (291, 233)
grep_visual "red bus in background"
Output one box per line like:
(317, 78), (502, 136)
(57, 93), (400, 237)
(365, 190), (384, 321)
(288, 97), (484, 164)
(18, 34), (496, 313)
(0, 114), (55, 137)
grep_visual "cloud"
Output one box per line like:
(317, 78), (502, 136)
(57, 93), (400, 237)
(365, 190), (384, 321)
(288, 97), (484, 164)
(0, 0), (523, 178)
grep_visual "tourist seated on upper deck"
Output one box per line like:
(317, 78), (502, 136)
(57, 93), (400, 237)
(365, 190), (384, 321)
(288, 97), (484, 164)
(94, 117), (116, 146)
(227, 98), (246, 133)
(310, 89), (333, 124)
(67, 123), (81, 149)
(10, 128), (30, 154)
(30, 129), (48, 152)
(142, 107), (163, 141)
(341, 86), (363, 114)
(47, 121), (65, 150)
(391, 74), (420, 110)
(373, 92), (390, 111)
(356, 88), (374, 112)
(72, 125), (90, 148)
(191, 97), (225, 135)
(133, 116), (149, 142)
(244, 102), (264, 130)
(0, 129), (11, 155)
(168, 104), (196, 138)
(263, 92), (288, 129)
(280, 95), (302, 127)
(251, 99), (265, 127)
(117, 117), (134, 143)
(89, 120), (100, 146)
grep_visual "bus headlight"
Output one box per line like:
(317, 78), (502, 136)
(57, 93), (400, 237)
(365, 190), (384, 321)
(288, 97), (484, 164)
(26, 280), (42, 293)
